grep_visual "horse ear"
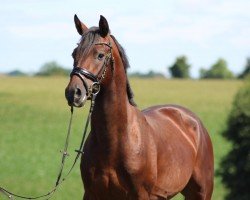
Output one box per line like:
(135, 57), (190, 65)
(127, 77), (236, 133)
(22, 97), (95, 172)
(74, 14), (88, 35)
(99, 15), (109, 37)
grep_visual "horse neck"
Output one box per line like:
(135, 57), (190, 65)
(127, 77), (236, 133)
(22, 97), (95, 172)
(91, 44), (130, 153)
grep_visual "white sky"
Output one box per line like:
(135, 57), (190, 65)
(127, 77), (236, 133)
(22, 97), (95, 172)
(0, 0), (249, 77)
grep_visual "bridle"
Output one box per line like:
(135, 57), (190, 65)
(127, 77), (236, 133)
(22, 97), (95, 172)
(0, 42), (114, 200)
(70, 42), (114, 99)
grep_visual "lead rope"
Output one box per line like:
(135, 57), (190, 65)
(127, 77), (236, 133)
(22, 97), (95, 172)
(0, 94), (97, 200)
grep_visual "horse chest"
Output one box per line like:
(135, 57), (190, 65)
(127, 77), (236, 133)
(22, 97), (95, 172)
(85, 165), (129, 199)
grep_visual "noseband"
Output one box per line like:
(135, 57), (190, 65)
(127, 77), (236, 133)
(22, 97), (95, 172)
(70, 42), (114, 99)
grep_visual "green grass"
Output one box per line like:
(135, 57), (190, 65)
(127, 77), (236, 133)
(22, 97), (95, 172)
(0, 77), (242, 199)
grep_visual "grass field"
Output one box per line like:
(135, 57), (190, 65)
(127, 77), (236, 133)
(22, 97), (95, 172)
(0, 77), (242, 199)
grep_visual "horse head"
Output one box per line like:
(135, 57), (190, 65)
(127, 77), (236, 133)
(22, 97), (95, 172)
(65, 15), (114, 107)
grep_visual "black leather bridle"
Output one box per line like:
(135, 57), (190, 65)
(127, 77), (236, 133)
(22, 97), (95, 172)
(70, 42), (114, 99)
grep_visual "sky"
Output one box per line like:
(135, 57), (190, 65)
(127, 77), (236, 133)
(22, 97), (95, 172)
(0, 0), (249, 78)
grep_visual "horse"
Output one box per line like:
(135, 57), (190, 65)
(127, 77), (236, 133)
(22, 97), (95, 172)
(65, 15), (214, 200)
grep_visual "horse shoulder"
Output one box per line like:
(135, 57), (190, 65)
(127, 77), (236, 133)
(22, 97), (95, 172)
(119, 107), (158, 193)
(123, 107), (157, 174)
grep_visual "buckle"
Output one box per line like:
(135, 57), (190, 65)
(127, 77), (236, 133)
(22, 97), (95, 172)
(90, 82), (100, 95)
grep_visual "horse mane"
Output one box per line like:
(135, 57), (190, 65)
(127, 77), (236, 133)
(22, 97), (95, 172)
(78, 27), (137, 106)
(110, 35), (137, 106)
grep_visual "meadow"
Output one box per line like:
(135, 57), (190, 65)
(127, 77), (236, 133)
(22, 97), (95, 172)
(0, 77), (242, 199)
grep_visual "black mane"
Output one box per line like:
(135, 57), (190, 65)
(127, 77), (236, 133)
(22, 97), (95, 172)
(78, 27), (136, 106)
(110, 35), (130, 70)
(110, 35), (136, 106)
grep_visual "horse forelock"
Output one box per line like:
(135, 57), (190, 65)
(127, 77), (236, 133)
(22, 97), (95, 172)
(77, 26), (99, 57)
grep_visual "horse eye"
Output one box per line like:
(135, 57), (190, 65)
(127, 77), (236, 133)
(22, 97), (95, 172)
(98, 53), (105, 60)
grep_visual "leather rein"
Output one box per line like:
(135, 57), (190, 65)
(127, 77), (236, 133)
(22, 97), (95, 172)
(0, 42), (113, 200)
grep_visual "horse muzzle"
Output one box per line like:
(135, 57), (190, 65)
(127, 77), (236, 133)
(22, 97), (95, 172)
(65, 85), (87, 107)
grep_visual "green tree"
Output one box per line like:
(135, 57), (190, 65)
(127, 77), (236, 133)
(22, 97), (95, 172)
(36, 61), (69, 76)
(200, 58), (234, 79)
(129, 70), (165, 78)
(168, 56), (190, 78)
(218, 78), (250, 200)
(239, 58), (250, 79)
(8, 70), (27, 76)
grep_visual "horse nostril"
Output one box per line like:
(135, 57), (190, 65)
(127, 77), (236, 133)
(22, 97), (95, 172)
(75, 87), (82, 97)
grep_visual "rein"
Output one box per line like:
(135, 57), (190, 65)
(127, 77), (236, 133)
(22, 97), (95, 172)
(0, 93), (98, 199)
(0, 41), (113, 200)
(0, 94), (96, 199)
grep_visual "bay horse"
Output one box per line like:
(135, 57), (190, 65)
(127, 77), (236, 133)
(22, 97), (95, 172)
(65, 15), (214, 200)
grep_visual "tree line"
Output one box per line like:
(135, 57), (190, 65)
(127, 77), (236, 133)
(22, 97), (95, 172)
(6, 56), (250, 79)
(169, 56), (250, 79)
